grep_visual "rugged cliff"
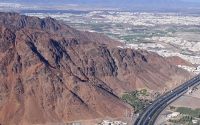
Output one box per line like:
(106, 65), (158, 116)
(0, 12), (191, 125)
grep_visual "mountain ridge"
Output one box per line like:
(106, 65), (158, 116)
(0, 12), (193, 125)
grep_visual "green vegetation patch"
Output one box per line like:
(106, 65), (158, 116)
(104, 33), (120, 37)
(169, 116), (193, 124)
(176, 107), (200, 118)
(170, 106), (176, 110)
(90, 24), (104, 28)
(166, 27), (177, 33)
(182, 29), (200, 33)
(140, 89), (147, 96)
(115, 24), (124, 29)
(122, 90), (150, 112)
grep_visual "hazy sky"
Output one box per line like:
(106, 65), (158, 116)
(182, 0), (200, 3)
(3, 0), (200, 4)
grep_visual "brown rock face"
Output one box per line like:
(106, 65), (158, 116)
(0, 12), (191, 125)
(166, 56), (194, 67)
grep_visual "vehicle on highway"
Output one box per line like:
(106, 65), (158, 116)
(134, 75), (200, 125)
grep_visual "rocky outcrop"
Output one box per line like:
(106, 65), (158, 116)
(166, 56), (195, 67)
(0, 12), (191, 125)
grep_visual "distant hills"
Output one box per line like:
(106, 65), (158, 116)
(2, 0), (199, 10)
(0, 0), (184, 4)
(1, 0), (187, 5)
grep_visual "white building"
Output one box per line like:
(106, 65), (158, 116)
(102, 120), (113, 125)
(192, 120), (198, 124)
(101, 120), (128, 125)
(167, 112), (180, 118)
(172, 112), (180, 117)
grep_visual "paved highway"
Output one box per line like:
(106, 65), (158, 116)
(134, 74), (200, 125)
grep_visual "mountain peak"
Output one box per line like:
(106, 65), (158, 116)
(0, 12), (192, 125)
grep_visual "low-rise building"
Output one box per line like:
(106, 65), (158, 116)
(172, 112), (180, 117)
(102, 120), (113, 125)
(192, 120), (198, 124)
(101, 120), (128, 125)
(167, 112), (180, 118)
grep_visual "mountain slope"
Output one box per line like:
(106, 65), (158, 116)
(0, 12), (192, 125)
(0, 12), (122, 47)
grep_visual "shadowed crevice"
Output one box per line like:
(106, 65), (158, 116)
(27, 41), (53, 67)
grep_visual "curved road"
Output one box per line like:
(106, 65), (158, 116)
(134, 74), (200, 125)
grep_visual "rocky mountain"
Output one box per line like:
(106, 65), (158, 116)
(166, 56), (195, 67)
(0, 12), (192, 125)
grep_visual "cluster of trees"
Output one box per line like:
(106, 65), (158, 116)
(169, 106), (176, 110)
(122, 89), (150, 112)
(176, 107), (200, 118)
(169, 116), (193, 124)
(140, 89), (148, 96)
